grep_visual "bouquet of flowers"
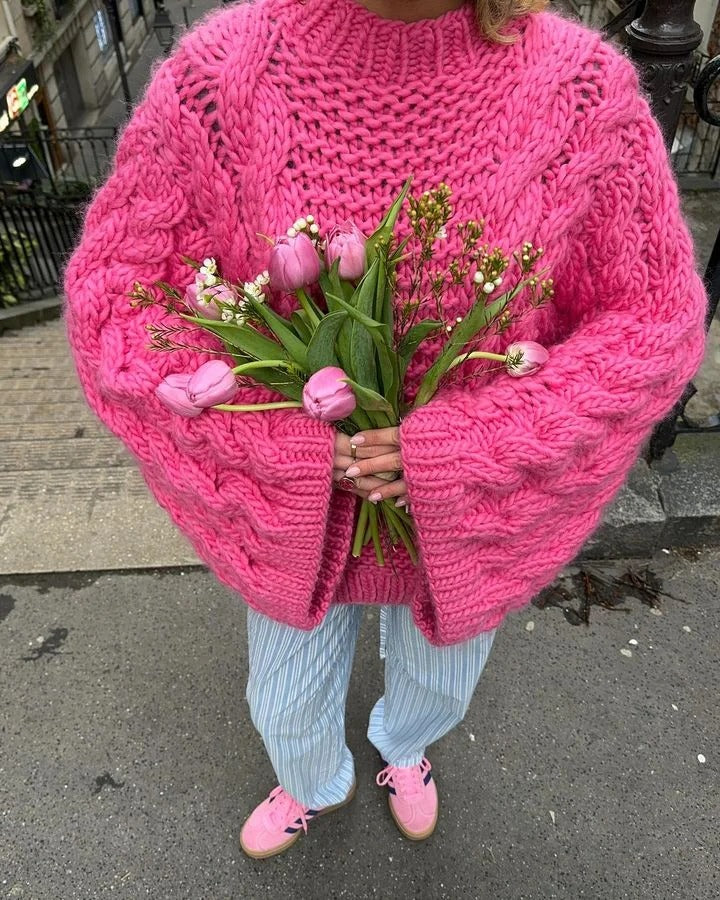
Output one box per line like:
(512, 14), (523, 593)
(129, 179), (554, 566)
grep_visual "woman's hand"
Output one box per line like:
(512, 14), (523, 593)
(333, 427), (409, 507)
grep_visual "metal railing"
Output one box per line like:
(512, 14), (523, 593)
(648, 52), (720, 460)
(0, 126), (117, 307)
(0, 125), (118, 197)
(0, 188), (84, 304)
(673, 52), (720, 182)
(563, 0), (720, 184)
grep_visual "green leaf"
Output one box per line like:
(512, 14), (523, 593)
(351, 260), (380, 392)
(307, 311), (348, 372)
(413, 291), (515, 407)
(325, 292), (384, 330)
(337, 315), (354, 379)
(348, 407), (374, 431)
(318, 259), (354, 310)
(376, 253), (393, 339)
(291, 310), (313, 343)
(398, 320), (443, 378)
(179, 314), (285, 360)
(342, 377), (395, 416)
(388, 233), (412, 264)
(244, 366), (304, 402)
(224, 353), (305, 403)
(365, 177), (413, 267)
(369, 327), (397, 408)
(319, 261), (355, 369)
(248, 298), (309, 369)
(350, 329), (378, 392)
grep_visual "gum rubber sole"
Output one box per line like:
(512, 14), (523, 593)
(239, 781), (357, 860)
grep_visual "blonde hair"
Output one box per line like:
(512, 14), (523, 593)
(475, 0), (550, 43)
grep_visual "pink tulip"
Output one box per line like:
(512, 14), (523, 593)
(184, 279), (217, 319)
(156, 373), (203, 417)
(302, 367), (356, 421)
(204, 281), (241, 306)
(186, 360), (238, 407)
(268, 232), (321, 292)
(505, 341), (549, 377)
(184, 277), (239, 320)
(325, 222), (367, 280)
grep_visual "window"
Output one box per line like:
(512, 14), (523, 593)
(93, 8), (111, 55)
(128, 0), (143, 22)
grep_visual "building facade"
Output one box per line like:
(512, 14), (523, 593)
(0, 0), (154, 139)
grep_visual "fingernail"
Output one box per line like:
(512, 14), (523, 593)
(369, 492), (382, 502)
(395, 498), (407, 507)
(345, 466), (360, 477)
(352, 435), (365, 445)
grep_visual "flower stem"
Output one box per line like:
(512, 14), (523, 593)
(384, 505), (400, 546)
(386, 504), (418, 563)
(231, 360), (292, 375)
(296, 288), (321, 329)
(352, 500), (370, 558)
(212, 401), (303, 412)
(367, 501), (385, 566)
(447, 350), (508, 371)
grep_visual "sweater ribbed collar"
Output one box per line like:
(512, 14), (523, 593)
(277, 0), (529, 85)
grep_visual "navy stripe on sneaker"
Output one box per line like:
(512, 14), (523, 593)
(284, 809), (318, 834)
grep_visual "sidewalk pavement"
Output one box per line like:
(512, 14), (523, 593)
(1, 550), (718, 898)
(0, 320), (199, 574)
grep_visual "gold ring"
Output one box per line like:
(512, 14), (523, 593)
(350, 442), (358, 463)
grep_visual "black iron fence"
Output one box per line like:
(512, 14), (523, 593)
(673, 52), (720, 183)
(0, 189), (84, 304)
(0, 126), (117, 306)
(0, 125), (118, 197)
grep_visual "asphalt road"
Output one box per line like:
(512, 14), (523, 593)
(1, 550), (719, 899)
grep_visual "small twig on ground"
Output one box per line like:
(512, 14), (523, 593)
(533, 562), (684, 626)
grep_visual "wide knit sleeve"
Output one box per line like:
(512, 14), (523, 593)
(399, 48), (708, 645)
(62, 35), (340, 627)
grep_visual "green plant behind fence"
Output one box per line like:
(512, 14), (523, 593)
(0, 228), (38, 307)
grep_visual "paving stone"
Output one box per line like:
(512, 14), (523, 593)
(0, 319), (199, 574)
(0, 436), (133, 472)
(659, 432), (720, 548)
(581, 460), (666, 559)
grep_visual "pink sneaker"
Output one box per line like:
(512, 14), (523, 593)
(376, 757), (438, 840)
(239, 782), (356, 859)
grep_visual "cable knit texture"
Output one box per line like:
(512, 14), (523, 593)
(63, 0), (708, 645)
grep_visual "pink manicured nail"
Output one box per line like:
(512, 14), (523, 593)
(352, 435), (365, 445)
(395, 498), (407, 507)
(368, 492), (382, 502)
(345, 466), (361, 477)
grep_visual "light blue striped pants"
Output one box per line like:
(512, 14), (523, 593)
(246, 603), (497, 808)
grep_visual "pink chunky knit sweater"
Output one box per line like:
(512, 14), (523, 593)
(63, 0), (707, 645)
